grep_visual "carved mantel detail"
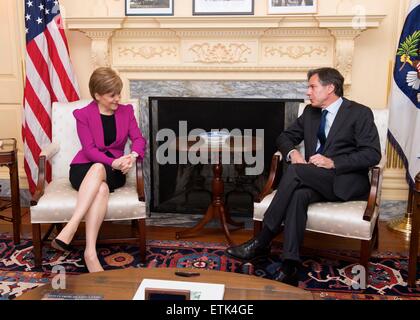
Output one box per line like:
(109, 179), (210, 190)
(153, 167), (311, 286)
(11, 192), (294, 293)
(118, 46), (178, 59)
(264, 45), (329, 59)
(83, 30), (114, 68)
(329, 28), (363, 86)
(189, 43), (252, 64)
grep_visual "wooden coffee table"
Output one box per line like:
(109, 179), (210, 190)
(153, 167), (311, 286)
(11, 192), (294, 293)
(17, 268), (314, 300)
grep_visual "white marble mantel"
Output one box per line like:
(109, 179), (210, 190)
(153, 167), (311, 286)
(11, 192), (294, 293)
(65, 15), (385, 29)
(65, 15), (385, 89)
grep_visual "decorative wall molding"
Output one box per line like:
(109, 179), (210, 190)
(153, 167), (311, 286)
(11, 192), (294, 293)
(68, 15), (385, 80)
(67, 15), (385, 31)
(329, 28), (363, 38)
(264, 45), (329, 59)
(175, 30), (266, 39)
(83, 30), (114, 68)
(115, 65), (316, 72)
(118, 16), (285, 29)
(188, 43), (252, 64)
(66, 17), (124, 30)
(315, 15), (385, 28)
(264, 28), (332, 38)
(329, 28), (362, 85)
(114, 29), (178, 39)
(118, 45), (178, 59)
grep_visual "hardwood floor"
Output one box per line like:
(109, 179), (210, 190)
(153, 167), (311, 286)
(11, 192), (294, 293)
(0, 206), (418, 255)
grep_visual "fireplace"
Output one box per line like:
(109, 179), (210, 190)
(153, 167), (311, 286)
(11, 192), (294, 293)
(148, 96), (304, 216)
(130, 80), (307, 215)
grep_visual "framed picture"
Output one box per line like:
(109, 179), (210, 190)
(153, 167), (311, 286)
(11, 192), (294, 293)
(268, 0), (317, 14)
(193, 0), (254, 16)
(125, 0), (174, 16)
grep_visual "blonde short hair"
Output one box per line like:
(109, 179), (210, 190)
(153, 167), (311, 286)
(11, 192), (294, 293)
(89, 67), (123, 100)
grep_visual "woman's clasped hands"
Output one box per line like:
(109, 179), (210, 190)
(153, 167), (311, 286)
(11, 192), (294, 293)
(111, 154), (135, 174)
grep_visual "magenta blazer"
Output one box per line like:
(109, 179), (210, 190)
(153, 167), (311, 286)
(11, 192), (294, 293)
(70, 100), (146, 167)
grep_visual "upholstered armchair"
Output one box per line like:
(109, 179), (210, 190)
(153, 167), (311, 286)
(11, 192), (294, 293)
(253, 106), (389, 276)
(30, 100), (147, 268)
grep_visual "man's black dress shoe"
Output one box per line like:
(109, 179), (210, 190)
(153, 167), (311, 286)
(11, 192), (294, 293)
(51, 238), (74, 252)
(225, 238), (270, 261)
(274, 263), (299, 287)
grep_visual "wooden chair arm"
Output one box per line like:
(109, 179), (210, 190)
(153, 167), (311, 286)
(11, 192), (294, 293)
(31, 143), (60, 205)
(31, 155), (46, 206)
(40, 142), (60, 161)
(255, 152), (282, 203)
(363, 165), (380, 222)
(136, 158), (145, 202)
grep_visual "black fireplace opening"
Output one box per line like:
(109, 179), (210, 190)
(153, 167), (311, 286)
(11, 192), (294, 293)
(149, 97), (299, 217)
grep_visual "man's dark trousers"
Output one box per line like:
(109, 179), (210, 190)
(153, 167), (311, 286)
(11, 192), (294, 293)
(262, 163), (341, 261)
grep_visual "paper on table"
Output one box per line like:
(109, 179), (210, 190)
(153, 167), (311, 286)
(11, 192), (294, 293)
(133, 279), (225, 300)
(42, 292), (103, 300)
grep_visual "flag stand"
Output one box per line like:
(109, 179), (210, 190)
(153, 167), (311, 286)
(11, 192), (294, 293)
(387, 188), (413, 239)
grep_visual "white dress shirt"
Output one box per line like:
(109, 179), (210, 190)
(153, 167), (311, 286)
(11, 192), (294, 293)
(315, 97), (343, 152)
(287, 97), (343, 161)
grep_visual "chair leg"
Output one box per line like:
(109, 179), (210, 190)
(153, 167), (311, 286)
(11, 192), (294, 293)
(359, 239), (372, 289)
(373, 221), (379, 250)
(138, 219), (146, 263)
(254, 220), (262, 238)
(373, 230), (379, 251)
(32, 223), (42, 268)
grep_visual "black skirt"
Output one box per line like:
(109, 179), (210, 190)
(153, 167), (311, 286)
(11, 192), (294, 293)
(69, 163), (126, 192)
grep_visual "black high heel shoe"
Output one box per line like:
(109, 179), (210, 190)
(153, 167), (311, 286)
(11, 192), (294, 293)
(51, 238), (74, 252)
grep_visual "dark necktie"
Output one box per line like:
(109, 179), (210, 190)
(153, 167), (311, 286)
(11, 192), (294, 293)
(316, 110), (328, 154)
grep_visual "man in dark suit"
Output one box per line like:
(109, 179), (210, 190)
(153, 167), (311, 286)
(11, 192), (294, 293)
(226, 67), (381, 285)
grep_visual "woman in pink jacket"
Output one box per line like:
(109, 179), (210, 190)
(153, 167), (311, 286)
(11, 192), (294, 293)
(51, 67), (146, 273)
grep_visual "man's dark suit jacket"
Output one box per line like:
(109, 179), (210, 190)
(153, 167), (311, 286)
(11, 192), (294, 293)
(277, 97), (381, 201)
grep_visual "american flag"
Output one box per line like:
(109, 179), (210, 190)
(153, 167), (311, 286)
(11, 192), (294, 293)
(23, 0), (80, 194)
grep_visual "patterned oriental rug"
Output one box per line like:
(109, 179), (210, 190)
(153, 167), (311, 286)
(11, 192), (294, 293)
(0, 236), (419, 300)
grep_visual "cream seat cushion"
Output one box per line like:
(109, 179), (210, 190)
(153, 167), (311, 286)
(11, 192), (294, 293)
(31, 179), (146, 223)
(254, 190), (377, 241)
